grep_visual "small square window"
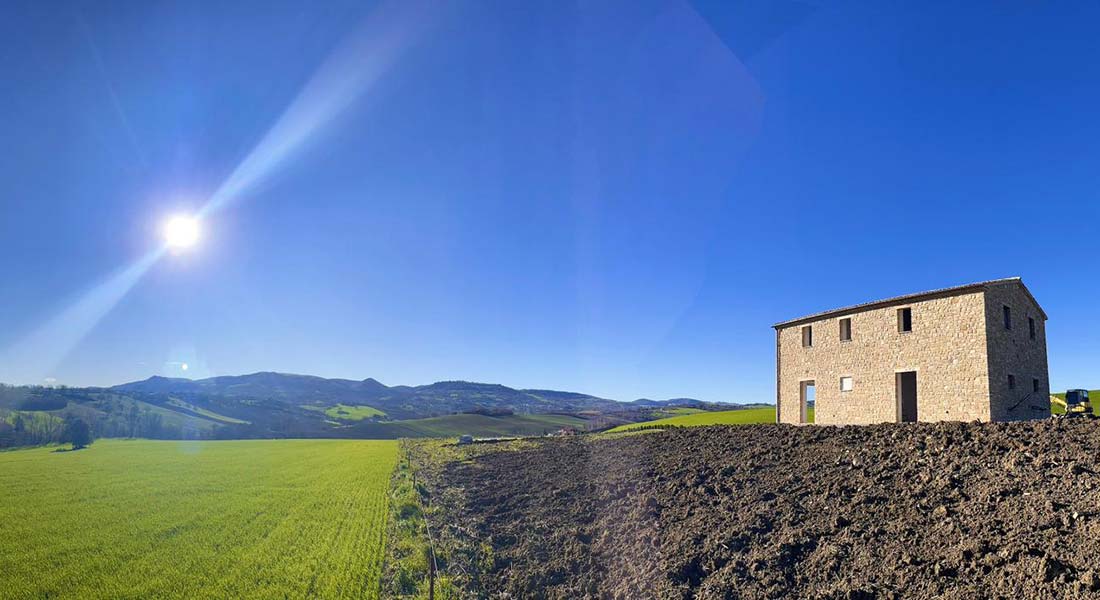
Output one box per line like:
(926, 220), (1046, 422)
(1029, 317), (1036, 340)
(801, 325), (813, 348)
(839, 318), (852, 341)
(840, 376), (853, 392)
(898, 307), (912, 333)
(1003, 305), (1012, 330)
(1033, 378), (1040, 393)
(1008, 374), (1016, 390)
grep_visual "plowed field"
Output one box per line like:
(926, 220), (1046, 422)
(423, 420), (1100, 599)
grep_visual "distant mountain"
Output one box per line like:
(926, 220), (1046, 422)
(522, 389), (620, 412)
(631, 397), (705, 407)
(631, 398), (763, 411)
(115, 372), (379, 404)
(0, 372), (745, 444)
(112, 372), (629, 420)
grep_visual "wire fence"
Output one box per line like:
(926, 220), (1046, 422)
(408, 445), (439, 599)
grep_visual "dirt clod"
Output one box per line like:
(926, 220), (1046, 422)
(425, 419), (1100, 599)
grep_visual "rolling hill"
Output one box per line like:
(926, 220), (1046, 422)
(2, 372), (730, 445)
(345, 413), (589, 439)
(112, 372), (626, 420)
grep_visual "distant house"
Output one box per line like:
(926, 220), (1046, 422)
(773, 278), (1050, 425)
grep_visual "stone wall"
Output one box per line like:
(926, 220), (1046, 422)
(984, 283), (1051, 421)
(776, 290), (992, 425)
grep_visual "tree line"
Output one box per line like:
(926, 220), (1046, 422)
(0, 399), (186, 449)
(0, 412), (92, 450)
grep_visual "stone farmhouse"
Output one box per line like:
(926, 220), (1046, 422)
(774, 278), (1049, 425)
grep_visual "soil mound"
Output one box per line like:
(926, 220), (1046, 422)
(424, 419), (1100, 599)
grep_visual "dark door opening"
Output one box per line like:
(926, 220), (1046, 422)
(896, 371), (917, 422)
(800, 380), (815, 424)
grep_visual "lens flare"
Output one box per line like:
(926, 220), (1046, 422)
(0, 1), (436, 384)
(199, 0), (434, 217)
(0, 248), (164, 382)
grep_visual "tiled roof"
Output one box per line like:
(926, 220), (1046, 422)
(773, 277), (1046, 329)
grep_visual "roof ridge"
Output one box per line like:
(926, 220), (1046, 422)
(773, 277), (1032, 329)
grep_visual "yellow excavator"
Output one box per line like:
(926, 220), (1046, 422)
(1051, 389), (1093, 418)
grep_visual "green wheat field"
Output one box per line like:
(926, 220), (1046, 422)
(605, 407), (781, 432)
(0, 439), (398, 599)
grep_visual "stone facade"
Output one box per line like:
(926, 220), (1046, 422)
(775, 279), (1049, 425)
(984, 284), (1051, 421)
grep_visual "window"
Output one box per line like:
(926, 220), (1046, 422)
(1033, 378), (1040, 393)
(1029, 317), (1036, 340)
(1008, 374), (1016, 390)
(839, 318), (852, 341)
(840, 376), (853, 392)
(801, 325), (813, 347)
(897, 307), (912, 333)
(1003, 305), (1012, 330)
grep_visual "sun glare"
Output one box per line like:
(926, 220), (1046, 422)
(163, 216), (201, 250)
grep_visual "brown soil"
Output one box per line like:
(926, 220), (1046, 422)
(421, 420), (1100, 599)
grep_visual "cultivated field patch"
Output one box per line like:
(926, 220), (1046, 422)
(420, 419), (1100, 598)
(321, 403), (387, 420)
(351, 412), (589, 438)
(0, 439), (398, 599)
(605, 406), (779, 432)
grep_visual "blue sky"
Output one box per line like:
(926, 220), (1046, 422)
(0, 1), (1097, 402)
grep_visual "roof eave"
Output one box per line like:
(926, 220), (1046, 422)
(772, 277), (1042, 329)
(1010, 279), (1048, 321)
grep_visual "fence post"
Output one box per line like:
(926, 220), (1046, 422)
(429, 548), (436, 600)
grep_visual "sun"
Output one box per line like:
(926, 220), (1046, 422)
(163, 216), (201, 250)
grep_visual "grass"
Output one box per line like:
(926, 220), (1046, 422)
(302, 404), (387, 421)
(658, 407), (707, 416)
(0, 438), (398, 599)
(167, 398), (250, 424)
(353, 413), (588, 439)
(384, 447), (431, 597)
(1051, 390), (1100, 416)
(326, 403), (387, 420)
(606, 406), (780, 433)
(384, 441), (462, 599)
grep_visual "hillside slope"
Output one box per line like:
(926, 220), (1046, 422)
(112, 372), (624, 420)
(606, 407), (777, 432)
(4, 372), (725, 444)
(345, 413), (587, 439)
